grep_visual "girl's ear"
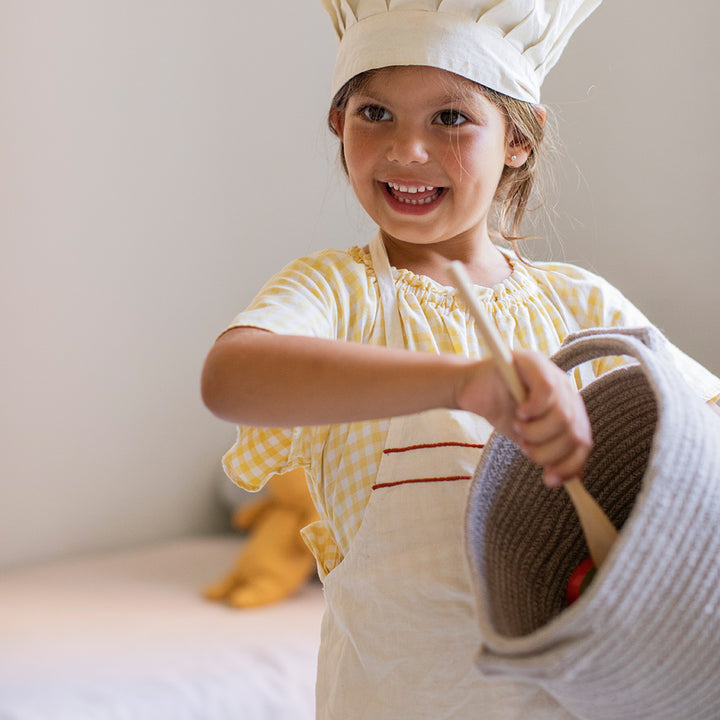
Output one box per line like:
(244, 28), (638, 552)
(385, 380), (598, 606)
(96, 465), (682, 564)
(505, 136), (531, 167)
(505, 104), (546, 167)
(329, 108), (346, 140)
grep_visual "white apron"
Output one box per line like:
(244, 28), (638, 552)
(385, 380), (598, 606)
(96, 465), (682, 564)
(315, 235), (573, 719)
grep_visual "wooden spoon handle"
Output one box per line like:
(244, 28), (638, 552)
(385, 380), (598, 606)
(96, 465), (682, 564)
(447, 261), (617, 567)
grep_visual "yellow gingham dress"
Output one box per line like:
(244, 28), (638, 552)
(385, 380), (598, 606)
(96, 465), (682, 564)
(221, 245), (720, 579)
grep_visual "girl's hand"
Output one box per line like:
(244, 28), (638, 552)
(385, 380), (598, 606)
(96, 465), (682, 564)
(457, 350), (592, 487)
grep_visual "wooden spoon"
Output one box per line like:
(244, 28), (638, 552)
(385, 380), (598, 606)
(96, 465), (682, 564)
(447, 261), (617, 568)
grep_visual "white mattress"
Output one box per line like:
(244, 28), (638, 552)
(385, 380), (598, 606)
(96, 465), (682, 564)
(0, 536), (325, 720)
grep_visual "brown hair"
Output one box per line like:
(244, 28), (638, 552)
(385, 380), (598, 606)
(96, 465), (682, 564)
(328, 69), (552, 256)
(480, 85), (550, 254)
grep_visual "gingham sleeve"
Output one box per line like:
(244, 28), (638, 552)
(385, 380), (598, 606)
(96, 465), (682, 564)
(224, 249), (376, 341)
(602, 294), (720, 404)
(534, 261), (720, 403)
(222, 424), (311, 492)
(219, 249), (375, 493)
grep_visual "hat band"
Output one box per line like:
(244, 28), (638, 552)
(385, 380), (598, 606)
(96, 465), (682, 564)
(331, 10), (540, 104)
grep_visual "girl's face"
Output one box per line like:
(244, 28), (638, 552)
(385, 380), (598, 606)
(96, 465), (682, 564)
(331, 66), (525, 252)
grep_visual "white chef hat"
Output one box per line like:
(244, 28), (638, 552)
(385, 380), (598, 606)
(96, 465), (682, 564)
(321, 0), (601, 104)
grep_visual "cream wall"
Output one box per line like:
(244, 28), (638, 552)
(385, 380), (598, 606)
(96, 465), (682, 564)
(543, 1), (720, 373)
(2, 1), (717, 569)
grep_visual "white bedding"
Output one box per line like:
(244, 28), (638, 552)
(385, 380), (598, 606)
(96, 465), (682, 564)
(0, 536), (324, 720)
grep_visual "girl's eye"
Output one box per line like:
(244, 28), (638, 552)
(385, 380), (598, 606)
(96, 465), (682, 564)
(361, 105), (392, 122)
(434, 109), (468, 127)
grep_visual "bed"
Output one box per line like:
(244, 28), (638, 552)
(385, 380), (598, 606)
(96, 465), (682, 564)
(0, 535), (325, 720)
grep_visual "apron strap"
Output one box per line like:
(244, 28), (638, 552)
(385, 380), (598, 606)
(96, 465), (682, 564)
(368, 233), (492, 452)
(369, 234), (404, 350)
(369, 233), (410, 447)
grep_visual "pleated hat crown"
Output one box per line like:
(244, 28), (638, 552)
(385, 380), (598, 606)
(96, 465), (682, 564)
(322, 0), (601, 103)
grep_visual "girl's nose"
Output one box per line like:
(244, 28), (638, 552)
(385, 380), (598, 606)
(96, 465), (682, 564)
(386, 127), (429, 165)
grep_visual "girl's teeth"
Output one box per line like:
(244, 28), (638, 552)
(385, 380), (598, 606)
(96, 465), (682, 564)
(387, 182), (441, 205)
(404, 195), (434, 205)
(388, 182), (434, 194)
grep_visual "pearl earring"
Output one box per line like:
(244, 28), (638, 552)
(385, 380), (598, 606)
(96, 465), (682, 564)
(511, 155), (517, 162)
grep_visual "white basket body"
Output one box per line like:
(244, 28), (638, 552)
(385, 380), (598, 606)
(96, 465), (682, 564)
(466, 328), (720, 720)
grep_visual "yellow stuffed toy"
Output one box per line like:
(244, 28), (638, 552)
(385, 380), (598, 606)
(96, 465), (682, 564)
(204, 467), (319, 608)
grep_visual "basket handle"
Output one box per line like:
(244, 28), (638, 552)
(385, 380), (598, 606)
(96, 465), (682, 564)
(551, 325), (666, 376)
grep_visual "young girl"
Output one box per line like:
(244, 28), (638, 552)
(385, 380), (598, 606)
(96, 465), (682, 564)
(202, 1), (720, 717)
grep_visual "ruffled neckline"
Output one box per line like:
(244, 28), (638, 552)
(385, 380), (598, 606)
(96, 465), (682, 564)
(348, 245), (543, 311)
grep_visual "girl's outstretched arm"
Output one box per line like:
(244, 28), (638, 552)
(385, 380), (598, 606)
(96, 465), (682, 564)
(201, 327), (592, 483)
(201, 327), (475, 427)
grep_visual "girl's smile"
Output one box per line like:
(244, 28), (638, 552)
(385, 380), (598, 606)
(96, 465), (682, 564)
(381, 181), (447, 214)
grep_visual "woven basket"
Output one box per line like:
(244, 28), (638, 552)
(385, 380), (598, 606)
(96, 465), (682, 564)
(465, 327), (720, 720)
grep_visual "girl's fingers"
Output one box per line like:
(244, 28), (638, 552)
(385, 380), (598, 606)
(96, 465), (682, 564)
(514, 356), (557, 418)
(542, 443), (593, 487)
(518, 372), (576, 422)
(509, 351), (592, 481)
(514, 406), (571, 446)
(519, 407), (592, 484)
(519, 403), (590, 448)
(520, 430), (591, 482)
(520, 429), (577, 468)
